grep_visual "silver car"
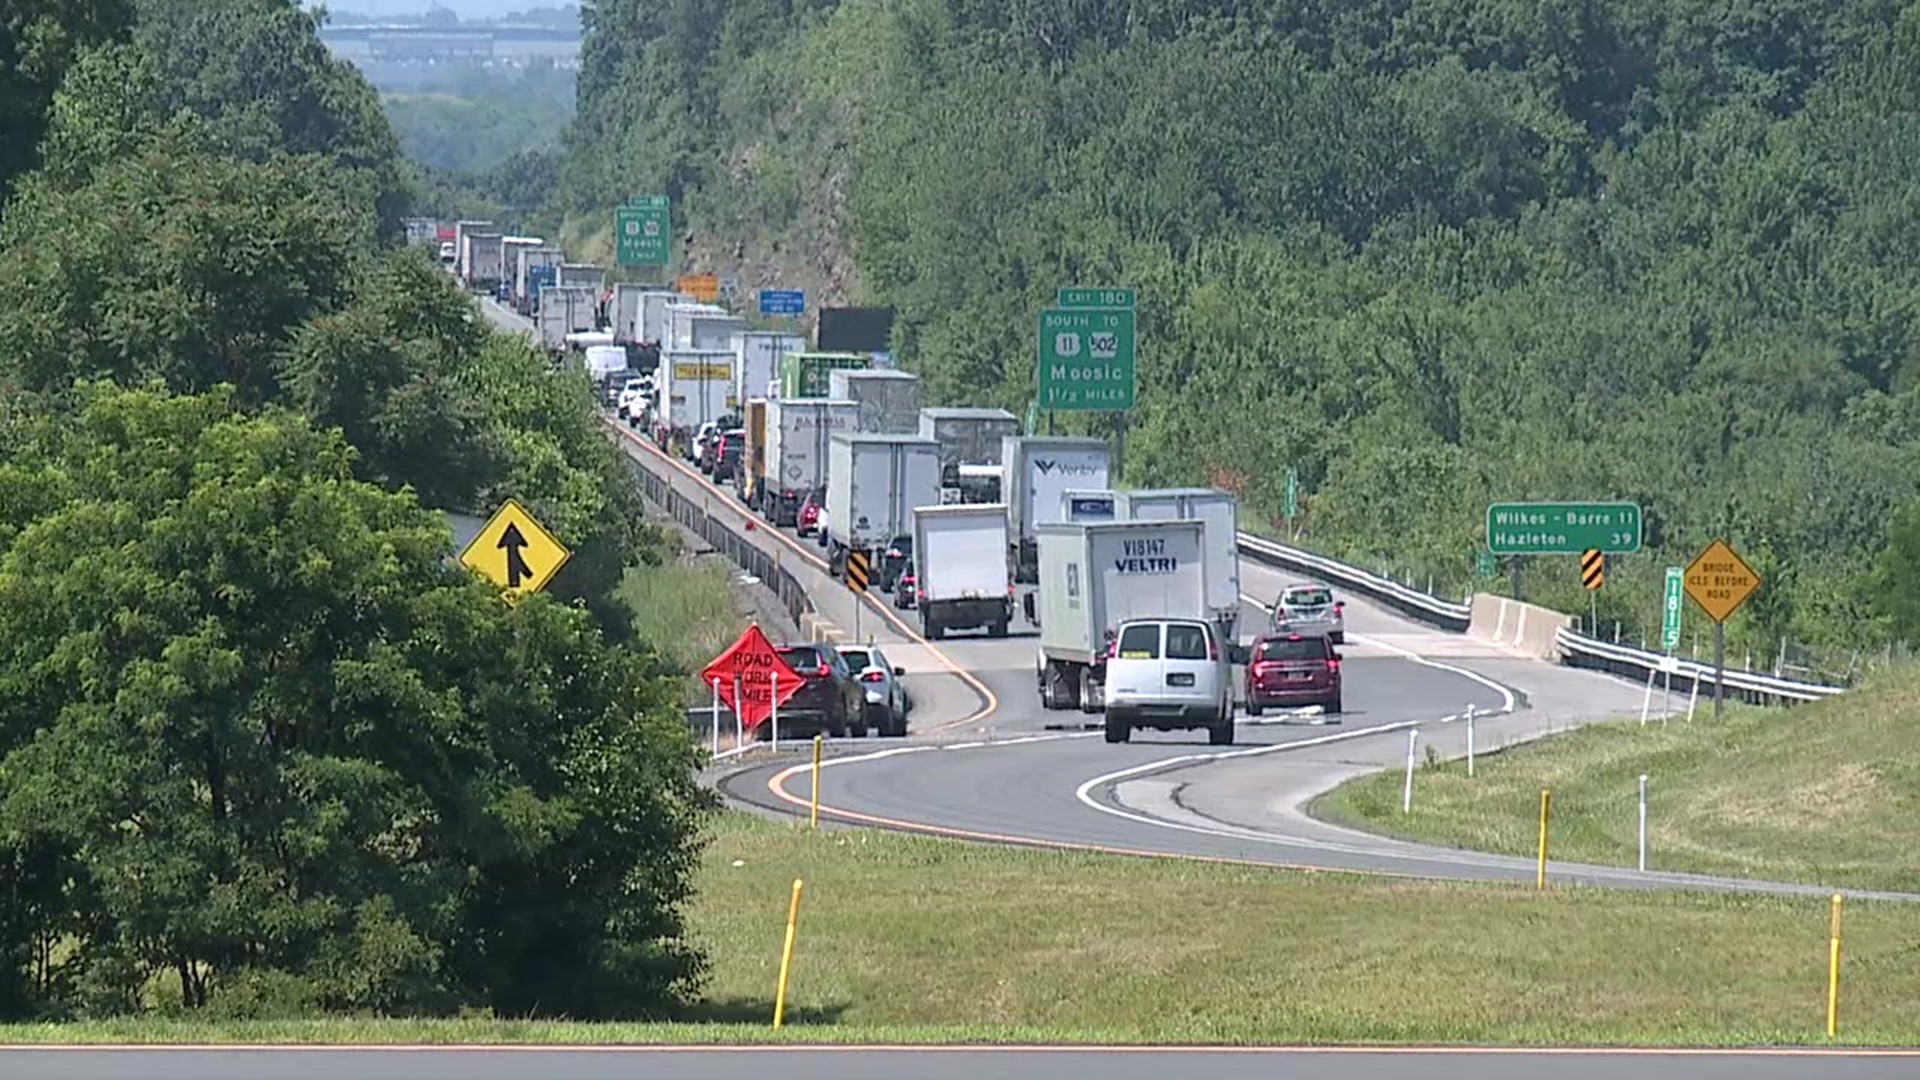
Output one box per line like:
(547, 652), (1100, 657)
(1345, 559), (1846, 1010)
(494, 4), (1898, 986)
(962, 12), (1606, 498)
(1272, 583), (1344, 644)
(837, 645), (910, 737)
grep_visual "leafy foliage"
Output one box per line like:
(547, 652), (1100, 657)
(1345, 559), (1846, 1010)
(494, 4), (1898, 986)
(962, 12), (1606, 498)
(0, 0), (134, 199)
(564, 0), (1920, 656)
(0, 385), (708, 1019)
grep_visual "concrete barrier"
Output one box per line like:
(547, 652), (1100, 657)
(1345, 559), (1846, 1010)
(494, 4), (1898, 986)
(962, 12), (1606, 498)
(1468, 593), (1574, 662)
(800, 612), (845, 643)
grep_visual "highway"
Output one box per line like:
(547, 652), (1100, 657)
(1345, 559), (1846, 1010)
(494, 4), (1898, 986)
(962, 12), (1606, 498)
(562, 330), (1911, 900)
(6, 1045), (1919, 1079)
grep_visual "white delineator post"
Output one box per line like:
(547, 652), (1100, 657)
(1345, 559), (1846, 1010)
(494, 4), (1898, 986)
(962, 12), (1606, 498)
(710, 677), (722, 756)
(1638, 774), (1649, 872)
(771, 669), (781, 752)
(733, 674), (744, 747)
(1639, 667), (1656, 726)
(1465, 704), (1477, 778)
(1686, 673), (1701, 723)
(1402, 729), (1419, 814)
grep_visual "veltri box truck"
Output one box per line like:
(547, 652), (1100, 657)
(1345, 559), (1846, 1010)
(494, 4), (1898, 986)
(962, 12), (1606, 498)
(1034, 520), (1209, 713)
(826, 434), (942, 554)
(912, 504), (1013, 639)
(1117, 488), (1242, 640)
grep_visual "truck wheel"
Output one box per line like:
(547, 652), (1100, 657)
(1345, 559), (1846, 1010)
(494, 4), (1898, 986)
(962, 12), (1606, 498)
(1103, 716), (1130, 744)
(989, 620), (1009, 638)
(1078, 668), (1101, 714)
(1208, 718), (1235, 746)
(924, 616), (943, 641)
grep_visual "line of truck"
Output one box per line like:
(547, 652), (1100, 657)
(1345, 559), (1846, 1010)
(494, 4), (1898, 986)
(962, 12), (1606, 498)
(584, 288), (1248, 719)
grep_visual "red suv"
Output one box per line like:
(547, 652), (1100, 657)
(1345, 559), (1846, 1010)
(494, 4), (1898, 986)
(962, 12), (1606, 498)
(796, 489), (825, 538)
(1245, 633), (1343, 716)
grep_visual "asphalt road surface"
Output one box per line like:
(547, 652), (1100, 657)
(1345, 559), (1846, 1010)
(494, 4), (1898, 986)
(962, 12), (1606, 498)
(7, 1046), (1919, 1080)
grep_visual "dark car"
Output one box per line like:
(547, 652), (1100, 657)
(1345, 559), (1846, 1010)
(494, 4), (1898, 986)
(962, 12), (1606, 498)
(710, 428), (745, 480)
(1244, 633), (1343, 716)
(878, 534), (912, 593)
(769, 643), (868, 738)
(893, 564), (917, 610)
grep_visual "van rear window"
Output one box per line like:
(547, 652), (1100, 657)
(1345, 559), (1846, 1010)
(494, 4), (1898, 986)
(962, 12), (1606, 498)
(1164, 623), (1211, 660)
(1116, 624), (1160, 660)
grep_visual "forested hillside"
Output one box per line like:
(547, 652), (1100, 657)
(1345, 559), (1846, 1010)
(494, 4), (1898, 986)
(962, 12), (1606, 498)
(560, 0), (1920, 668)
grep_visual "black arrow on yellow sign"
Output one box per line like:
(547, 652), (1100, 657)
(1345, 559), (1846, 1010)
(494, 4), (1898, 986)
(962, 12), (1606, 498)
(498, 524), (534, 589)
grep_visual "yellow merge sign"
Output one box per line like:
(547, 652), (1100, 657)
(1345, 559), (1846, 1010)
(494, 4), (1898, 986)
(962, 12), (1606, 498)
(460, 498), (572, 601)
(1683, 538), (1760, 624)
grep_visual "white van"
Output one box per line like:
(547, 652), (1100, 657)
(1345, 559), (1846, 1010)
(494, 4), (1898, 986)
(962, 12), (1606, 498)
(1102, 617), (1234, 745)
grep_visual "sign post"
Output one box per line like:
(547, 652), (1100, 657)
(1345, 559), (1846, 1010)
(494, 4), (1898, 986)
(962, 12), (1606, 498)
(615, 196), (670, 268)
(1581, 549), (1604, 632)
(1682, 539), (1762, 720)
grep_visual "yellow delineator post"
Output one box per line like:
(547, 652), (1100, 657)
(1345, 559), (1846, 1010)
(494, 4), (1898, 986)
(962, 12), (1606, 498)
(810, 734), (824, 830)
(1536, 789), (1552, 891)
(1827, 893), (1844, 1038)
(773, 878), (805, 1030)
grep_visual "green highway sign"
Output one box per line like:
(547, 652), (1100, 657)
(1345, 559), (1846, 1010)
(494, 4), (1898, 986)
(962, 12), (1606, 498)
(1486, 501), (1642, 556)
(1662, 566), (1684, 651)
(1058, 286), (1136, 309)
(615, 196), (670, 267)
(1477, 549), (1498, 580)
(1284, 467), (1299, 519)
(1038, 307), (1136, 410)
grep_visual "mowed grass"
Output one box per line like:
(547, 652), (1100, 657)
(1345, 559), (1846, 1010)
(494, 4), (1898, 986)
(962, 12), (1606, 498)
(9, 812), (1920, 1046)
(1317, 664), (1920, 894)
(618, 554), (751, 700)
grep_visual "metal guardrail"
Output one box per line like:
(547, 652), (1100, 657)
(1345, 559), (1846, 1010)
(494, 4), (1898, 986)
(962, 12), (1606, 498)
(1234, 530), (1847, 704)
(627, 454), (815, 629)
(1555, 627), (1845, 704)
(1234, 532), (1472, 631)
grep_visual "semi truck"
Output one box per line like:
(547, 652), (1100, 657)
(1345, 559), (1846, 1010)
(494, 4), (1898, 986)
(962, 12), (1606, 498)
(637, 291), (693, 348)
(451, 219), (493, 280)
(611, 284), (668, 344)
(761, 398), (858, 525)
(825, 434), (942, 560)
(830, 369), (922, 434)
(919, 407), (1019, 471)
(654, 350), (734, 455)
(514, 247), (564, 314)
(557, 263), (606, 291)
(1116, 488), (1242, 640)
(781, 352), (871, 398)
(1034, 520), (1210, 713)
(1002, 436), (1111, 584)
(734, 398), (769, 505)
(461, 232), (505, 292)
(536, 286), (598, 352)
(911, 504), (1013, 639)
(734, 331), (805, 410)
(666, 303), (747, 352)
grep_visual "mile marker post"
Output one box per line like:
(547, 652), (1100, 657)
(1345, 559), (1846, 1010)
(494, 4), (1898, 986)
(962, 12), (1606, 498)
(1465, 703), (1477, 777)
(1637, 774), (1649, 872)
(1401, 729), (1418, 814)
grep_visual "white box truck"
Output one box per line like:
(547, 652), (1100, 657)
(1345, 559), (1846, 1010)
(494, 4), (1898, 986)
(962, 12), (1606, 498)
(654, 350), (733, 454)
(515, 247), (564, 314)
(919, 407), (1019, 470)
(1003, 436), (1110, 584)
(452, 219), (493, 280)
(611, 283), (668, 344)
(831, 369), (922, 434)
(761, 398), (859, 525)
(558, 263), (606, 290)
(1117, 488), (1242, 640)
(734, 331), (805, 411)
(911, 504), (1013, 639)
(666, 303), (747, 351)
(463, 232), (504, 292)
(826, 434), (942, 556)
(638, 291), (692, 347)
(1034, 520), (1210, 712)
(536, 286), (599, 352)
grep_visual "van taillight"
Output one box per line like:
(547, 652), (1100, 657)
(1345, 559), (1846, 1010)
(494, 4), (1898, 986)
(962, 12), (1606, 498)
(1328, 658), (1340, 672)
(1208, 634), (1219, 661)
(817, 663), (830, 677)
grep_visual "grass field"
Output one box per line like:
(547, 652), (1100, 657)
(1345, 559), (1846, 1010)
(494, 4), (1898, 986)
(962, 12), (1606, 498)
(618, 553), (750, 700)
(1316, 665), (1920, 895)
(5, 812), (1918, 1046)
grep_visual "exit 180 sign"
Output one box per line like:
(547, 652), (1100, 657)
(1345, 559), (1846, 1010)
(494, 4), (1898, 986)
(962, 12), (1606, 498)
(1037, 308), (1136, 411)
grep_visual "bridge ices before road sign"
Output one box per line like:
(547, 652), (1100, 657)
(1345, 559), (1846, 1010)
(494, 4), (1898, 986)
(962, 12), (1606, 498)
(1684, 539), (1760, 623)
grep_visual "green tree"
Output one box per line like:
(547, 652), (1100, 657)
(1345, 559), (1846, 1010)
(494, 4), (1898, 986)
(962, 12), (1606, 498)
(0, 0), (134, 199)
(0, 384), (707, 1018)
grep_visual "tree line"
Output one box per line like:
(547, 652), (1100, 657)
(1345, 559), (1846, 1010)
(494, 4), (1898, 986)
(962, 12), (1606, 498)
(0, 0), (707, 1019)
(559, 0), (1920, 664)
